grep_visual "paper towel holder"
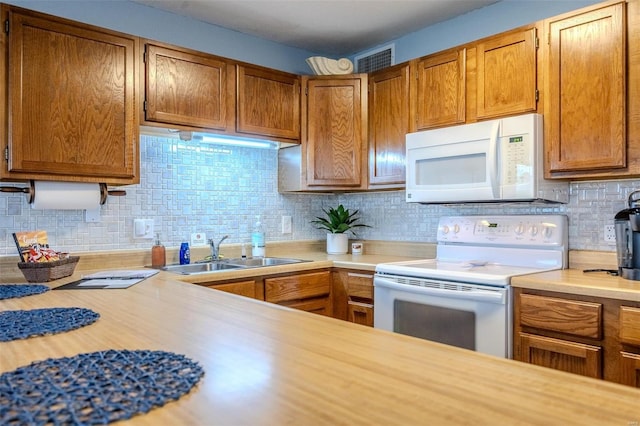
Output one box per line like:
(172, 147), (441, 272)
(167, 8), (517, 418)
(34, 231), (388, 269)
(0, 180), (126, 205)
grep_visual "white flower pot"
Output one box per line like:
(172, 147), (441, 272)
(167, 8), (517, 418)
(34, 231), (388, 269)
(326, 233), (348, 254)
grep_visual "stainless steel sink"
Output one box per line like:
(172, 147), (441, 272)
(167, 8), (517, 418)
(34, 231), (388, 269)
(225, 257), (309, 267)
(161, 262), (245, 275)
(160, 257), (309, 275)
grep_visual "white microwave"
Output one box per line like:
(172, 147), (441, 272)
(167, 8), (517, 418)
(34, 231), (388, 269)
(405, 113), (569, 204)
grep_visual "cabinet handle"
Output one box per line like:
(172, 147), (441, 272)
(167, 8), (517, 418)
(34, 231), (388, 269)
(348, 273), (373, 279)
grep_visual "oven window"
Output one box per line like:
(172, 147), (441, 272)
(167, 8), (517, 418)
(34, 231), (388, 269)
(394, 300), (476, 351)
(415, 153), (486, 185)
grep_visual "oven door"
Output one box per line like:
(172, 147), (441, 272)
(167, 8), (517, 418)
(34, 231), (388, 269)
(373, 274), (512, 358)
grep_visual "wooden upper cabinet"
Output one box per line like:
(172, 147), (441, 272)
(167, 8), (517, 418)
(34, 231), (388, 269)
(368, 63), (411, 188)
(144, 41), (235, 131)
(3, 6), (139, 184)
(414, 48), (466, 129)
(237, 64), (300, 142)
(545, 2), (626, 174)
(476, 26), (538, 119)
(302, 74), (368, 189)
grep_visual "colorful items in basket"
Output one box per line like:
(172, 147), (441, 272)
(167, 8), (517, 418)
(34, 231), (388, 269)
(12, 230), (78, 282)
(12, 230), (68, 263)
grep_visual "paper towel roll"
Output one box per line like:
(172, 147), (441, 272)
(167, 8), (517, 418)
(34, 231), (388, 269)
(31, 181), (102, 210)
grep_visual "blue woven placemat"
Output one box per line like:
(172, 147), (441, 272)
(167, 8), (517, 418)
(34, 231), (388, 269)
(0, 307), (100, 342)
(0, 349), (205, 425)
(0, 284), (49, 300)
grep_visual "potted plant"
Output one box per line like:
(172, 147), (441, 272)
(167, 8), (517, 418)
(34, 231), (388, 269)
(311, 205), (370, 254)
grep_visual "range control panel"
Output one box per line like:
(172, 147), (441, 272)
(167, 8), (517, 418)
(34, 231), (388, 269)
(437, 215), (568, 247)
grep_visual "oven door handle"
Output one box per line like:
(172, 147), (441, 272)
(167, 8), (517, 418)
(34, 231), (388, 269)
(374, 277), (506, 304)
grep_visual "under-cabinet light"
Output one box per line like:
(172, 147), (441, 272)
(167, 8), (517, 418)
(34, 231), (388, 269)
(199, 135), (277, 149)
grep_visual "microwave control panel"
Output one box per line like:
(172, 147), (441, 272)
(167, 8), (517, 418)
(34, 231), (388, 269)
(501, 133), (532, 186)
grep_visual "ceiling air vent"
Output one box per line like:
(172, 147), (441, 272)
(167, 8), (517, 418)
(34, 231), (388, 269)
(355, 44), (395, 73)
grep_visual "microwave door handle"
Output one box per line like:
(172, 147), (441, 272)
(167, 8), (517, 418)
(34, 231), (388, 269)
(488, 120), (501, 199)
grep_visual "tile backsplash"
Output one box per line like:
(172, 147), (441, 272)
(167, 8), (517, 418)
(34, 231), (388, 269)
(0, 134), (637, 257)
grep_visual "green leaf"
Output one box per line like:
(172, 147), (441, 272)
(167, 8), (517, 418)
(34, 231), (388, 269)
(310, 204), (371, 236)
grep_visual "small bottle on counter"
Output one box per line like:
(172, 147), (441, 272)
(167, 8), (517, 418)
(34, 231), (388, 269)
(179, 242), (190, 265)
(251, 216), (266, 258)
(151, 233), (166, 268)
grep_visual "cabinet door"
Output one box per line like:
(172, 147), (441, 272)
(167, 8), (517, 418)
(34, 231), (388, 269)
(620, 352), (640, 388)
(206, 280), (263, 300)
(286, 298), (331, 316)
(348, 301), (374, 327)
(546, 3), (626, 173)
(144, 42), (234, 131)
(4, 7), (138, 184)
(519, 333), (602, 379)
(368, 63), (410, 188)
(476, 27), (537, 119)
(302, 75), (367, 189)
(415, 48), (466, 129)
(237, 64), (300, 141)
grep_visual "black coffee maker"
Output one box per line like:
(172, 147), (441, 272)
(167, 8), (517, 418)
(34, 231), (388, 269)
(615, 190), (640, 280)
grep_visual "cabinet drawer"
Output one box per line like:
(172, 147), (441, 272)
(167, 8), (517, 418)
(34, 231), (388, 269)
(347, 272), (373, 300)
(265, 271), (331, 303)
(519, 294), (602, 339)
(206, 280), (262, 300)
(348, 300), (373, 327)
(620, 306), (640, 346)
(519, 333), (602, 379)
(283, 297), (331, 316)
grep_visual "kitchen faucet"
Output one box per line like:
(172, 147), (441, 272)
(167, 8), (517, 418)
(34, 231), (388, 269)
(208, 235), (229, 261)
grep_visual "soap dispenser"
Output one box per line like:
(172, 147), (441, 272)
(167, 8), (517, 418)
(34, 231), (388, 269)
(151, 233), (166, 268)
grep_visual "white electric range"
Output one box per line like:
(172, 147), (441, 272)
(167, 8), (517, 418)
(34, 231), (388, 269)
(374, 215), (568, 358)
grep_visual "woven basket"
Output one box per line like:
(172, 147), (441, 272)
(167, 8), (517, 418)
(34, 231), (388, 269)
(18, 256), (80, 282)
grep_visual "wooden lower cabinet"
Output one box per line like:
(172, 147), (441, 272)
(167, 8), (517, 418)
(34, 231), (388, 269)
(514, 288), (640, 388)
(519, 333), (602, 379)
(203, 279), (263, 300)
(348, 301), (373, 327)
(619, 306), (640, 387)
(620, 352), (640, 387)
(265, 270), (332, 316)
(333, 269), (374, 327)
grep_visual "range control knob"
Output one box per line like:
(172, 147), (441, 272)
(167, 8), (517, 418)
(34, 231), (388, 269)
(543, 226), (553, 239)
(441, 225), (450, 234)
(452, 224), (460, 234)
(530, 225), (538, 237)
(515, 223), (526, 235)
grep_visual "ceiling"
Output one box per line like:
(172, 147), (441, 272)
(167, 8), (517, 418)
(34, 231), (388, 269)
(132, 0), (498, 56)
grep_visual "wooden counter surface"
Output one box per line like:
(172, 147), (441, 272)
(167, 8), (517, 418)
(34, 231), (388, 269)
(512, 268), (640, 301)
(3, 271), (640, 424)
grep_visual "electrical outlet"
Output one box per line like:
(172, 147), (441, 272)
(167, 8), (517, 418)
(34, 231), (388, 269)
(604, 224), (616, 244)
(191, 232), (207, 246)
(282, 215), (292, 234)
(133, 219), (154, 239)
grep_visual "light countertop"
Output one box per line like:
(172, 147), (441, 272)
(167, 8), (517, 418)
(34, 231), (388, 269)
(2, 267), (640, 424)
(512, 268), (640, 301)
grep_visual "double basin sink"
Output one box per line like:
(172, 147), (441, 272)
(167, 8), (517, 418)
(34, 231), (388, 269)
(161, 257), (309, 275)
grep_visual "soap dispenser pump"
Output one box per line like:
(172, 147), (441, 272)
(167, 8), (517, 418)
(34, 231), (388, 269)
(151, 233), (166, 268)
